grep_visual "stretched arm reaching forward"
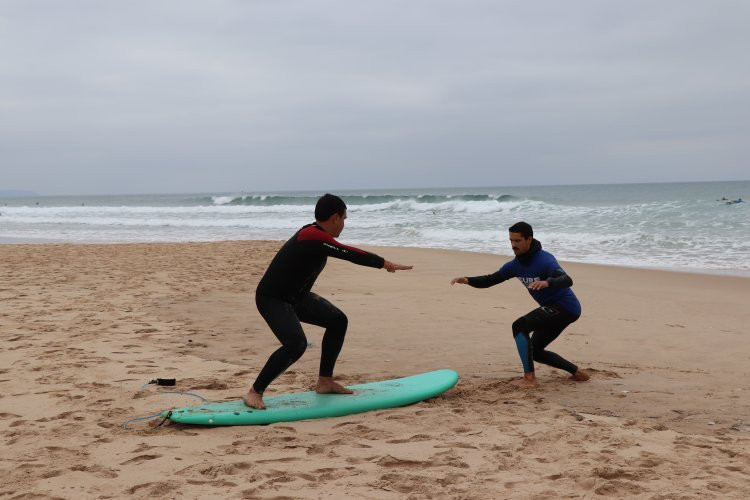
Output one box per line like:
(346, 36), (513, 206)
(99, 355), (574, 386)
(451, 270), (506, 288)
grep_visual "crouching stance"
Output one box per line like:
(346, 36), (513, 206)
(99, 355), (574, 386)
(451, 221), (589, 388)
(245, 194), (412, 409)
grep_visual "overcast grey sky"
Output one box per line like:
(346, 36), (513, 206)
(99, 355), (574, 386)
(1, 1), (748, 195)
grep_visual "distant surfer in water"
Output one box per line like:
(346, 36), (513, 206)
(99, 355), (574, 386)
(451, 221), (589, 388)
(719, 197), (744, 204)
(244, 193), (412, 409)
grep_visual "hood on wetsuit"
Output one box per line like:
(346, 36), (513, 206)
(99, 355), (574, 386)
(516, 238), (542, 265)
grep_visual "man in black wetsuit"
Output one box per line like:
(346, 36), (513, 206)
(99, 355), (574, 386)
(244, 194), (413, 409)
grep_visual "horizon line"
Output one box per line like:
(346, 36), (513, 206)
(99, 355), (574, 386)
(2, 178), (749, 198)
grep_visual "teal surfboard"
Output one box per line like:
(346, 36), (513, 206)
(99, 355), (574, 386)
(163, 369), (458, 426)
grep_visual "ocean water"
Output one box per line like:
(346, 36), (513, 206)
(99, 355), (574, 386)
(1, 181), (748, 275)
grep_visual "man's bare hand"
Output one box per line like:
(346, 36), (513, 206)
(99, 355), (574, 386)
(383, 261), (413, 273)
(527, 280), (549, 291)
(451, 277), (469, 285)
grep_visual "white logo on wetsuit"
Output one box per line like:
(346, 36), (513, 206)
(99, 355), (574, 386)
(518, 276), (540, 287)
(323, 242), (348, 254)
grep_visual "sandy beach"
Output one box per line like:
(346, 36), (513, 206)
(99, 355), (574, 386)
(1, 241), (749, 499)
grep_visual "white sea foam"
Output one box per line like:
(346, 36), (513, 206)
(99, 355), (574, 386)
(2, 182), (748, 273)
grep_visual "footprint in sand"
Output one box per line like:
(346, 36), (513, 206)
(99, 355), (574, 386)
(70, 464), (118, 478)
(595, 466), (653, 483)
(44, 446), (81, 457)
(372, 472), (429, 495)
(120, 454), (163, 465)
(256, 456), (301, 464)
(433, 441), (478, 450)
(585, 368), (622, 379)
(375, 455), (426, 468)
(232, 369), (255, 377)
(40, 469), (64, 478)
(384, 414), (411, 421)
(184, 462), (253, 478)
(295, 472), (317, 483)
(430, 449), (471, 468)
(594, 480), (646, 496)
(186, 379), (229, 390)
(331, 420), (358, 428)
(311, 467), (354, 481)
(437, 472), (469, 486)
(127, 481), (181, 496)
(130, 442), (160, 453)
(386, 434), (432, 444)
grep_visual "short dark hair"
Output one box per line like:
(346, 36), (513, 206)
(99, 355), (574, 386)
(509, 221), (533, 238)
(315, 193), (347, 221)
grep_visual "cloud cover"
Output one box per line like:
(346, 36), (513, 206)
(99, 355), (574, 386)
(1, 0), (748, 195)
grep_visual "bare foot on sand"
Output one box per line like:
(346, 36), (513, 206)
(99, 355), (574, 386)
(316, 377), (354, 395)
(242, 389), (266, 409)
(510, 374), (539, 389)
(570, 369), (590, 381)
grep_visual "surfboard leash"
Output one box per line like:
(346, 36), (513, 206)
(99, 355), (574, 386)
(122, 381), (209, 430)
(121, 412), (164, 430)
(153, 391), (209, 402)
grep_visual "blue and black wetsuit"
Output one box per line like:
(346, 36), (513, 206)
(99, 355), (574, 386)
(253, 223), (385, 393)
(467, 239), (581, 374)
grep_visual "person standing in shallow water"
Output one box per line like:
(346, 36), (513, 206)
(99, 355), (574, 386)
(451, 221), (589, 388)
(244, 193), (413, 409)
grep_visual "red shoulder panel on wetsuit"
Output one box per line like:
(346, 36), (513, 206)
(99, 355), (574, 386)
(297, 225), (368, 254)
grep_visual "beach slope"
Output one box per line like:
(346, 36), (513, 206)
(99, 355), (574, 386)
(1, 242), (748, 498)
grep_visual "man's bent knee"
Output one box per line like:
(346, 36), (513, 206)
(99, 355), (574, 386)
(512, 317), (529, 336)
(287, 340), (308, 361)
(332, 311), (348, 331)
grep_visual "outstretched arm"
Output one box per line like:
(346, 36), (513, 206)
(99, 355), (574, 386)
(297, 225), (412, 272)
(315, 236), (412, 272)
(303, 228), (385, 268)
(451, 271), (505, 288)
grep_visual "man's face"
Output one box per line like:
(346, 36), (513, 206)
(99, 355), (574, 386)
(509, 231), (532, 256)
(331, 210), (347, 237)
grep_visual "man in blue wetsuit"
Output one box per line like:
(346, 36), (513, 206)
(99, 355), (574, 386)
(451, 221), (589, 388)
(244, 194), (413, 409)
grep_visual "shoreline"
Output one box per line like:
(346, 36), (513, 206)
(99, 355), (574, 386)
(2, 237), (749, 278)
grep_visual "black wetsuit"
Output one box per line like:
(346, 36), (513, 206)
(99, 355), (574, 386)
(467, 239), (581, 374)
(253, 223), (384, 393)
